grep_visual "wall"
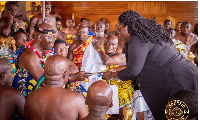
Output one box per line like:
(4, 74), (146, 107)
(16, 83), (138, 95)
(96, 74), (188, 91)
(50, 1), (198, 31)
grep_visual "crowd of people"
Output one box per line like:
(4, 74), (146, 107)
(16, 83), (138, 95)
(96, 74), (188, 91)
(0, 1), (198, 120)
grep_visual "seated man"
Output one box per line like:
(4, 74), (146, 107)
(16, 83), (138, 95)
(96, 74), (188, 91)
(81, 81), (113, 120)
(25, 55), (88, 120)
(54, 39), (78, 74)
(67, 25), (94, 69)
(166, 89), (198, 120)
(54, 39), (91, 94)
(87, 19), (95, 34)
(163, 19), (172, 30)
(28, 1), (56, 40)
(104, 22), (111, 35)
(61, 18), (77, 44)
(93, 35), (134, 119)
(174, 21), (198, 51)
(175, 22), (182, 35)
(51, 6), (61, 19)
(0, 58), (25, 120)
(94, 21), (106, 45)
(26, 2), (40, 19)
(13, 31), (27, 49)
(12, 23), (57, 97)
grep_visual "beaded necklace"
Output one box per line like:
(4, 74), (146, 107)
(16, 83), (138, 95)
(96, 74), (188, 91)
(25, 45), (45, 65)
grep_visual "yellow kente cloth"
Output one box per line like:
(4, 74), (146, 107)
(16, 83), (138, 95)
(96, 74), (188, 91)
(66, 35), (74, 44)
(73, 36), (93, 68)
(0, 35), (12, 49)
(106, 65), (134, 107)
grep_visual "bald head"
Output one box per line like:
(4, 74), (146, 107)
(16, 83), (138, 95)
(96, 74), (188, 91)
(105, 35), (118, 55)
(44, 55), (69, 76)
(77, 25), (89, 42)
(0, 58), (14, 86)
(44, 55), (69, 86)
(86, 81), (113, 107)
(0, 58), (13, 73)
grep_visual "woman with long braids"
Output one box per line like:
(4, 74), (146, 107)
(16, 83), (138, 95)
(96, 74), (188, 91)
(103, 10), (198, 120)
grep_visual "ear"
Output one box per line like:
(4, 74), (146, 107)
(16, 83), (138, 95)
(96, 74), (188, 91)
(36, 34), (42, 41)
(0, 73), (6, 80)
(85, 97), (88, 105)
(109, 100), (113, 108)
(63, 71), (68, 80)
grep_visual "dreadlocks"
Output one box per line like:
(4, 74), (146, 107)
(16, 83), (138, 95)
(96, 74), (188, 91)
(118, 10), (172, 45)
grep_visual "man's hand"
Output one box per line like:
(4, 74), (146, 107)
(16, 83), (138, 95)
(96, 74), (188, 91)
(92, 39), (102, 51)
(71, 71), (92, 82)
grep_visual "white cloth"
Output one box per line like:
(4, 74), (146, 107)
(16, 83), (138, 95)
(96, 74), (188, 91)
(131, 90), (154, 120)
(80, 42), (107, 90)
(80, 42), (119, 114)
(106, 85), (119, 114)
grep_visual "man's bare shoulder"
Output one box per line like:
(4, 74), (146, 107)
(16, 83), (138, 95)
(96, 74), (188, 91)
(20, 48), (39, 60)
(27, 87), (84, 102)
(0, 87), (24, 99)
(69, 41), (80, 50)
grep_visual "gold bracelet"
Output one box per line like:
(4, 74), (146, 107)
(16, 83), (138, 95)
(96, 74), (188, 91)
(97, 49), (101, 52)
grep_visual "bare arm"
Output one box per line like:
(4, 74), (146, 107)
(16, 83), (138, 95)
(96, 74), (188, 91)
(67, 42), (76, 61)
(28, 16), (38, 40)
(93, 42), (126, 65)
(23, 51), (44, 81)
(99, 50), (125, 65)
(57, 31), (67, 41)
(0, 10), (13, 37)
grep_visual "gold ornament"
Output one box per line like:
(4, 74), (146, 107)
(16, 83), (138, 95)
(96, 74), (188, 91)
(84, 78), (89, 83)
(10, 37), (16, 51)
(0, 38), (5, 47)
(187, 52), (195, 65)
(123, 107), (133, 120)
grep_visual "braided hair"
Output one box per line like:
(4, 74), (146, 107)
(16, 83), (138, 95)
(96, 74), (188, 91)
(118, 10), (172, 45)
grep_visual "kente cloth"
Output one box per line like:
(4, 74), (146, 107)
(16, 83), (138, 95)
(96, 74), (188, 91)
(172, 39), (189, 58)
(107, 65), (134, 107)
(11, 41), (44, 97)
(66, 35), (74, 44)
(172, 38), (196, 64)
(28, 14), (34, 19)
(0, 35), (15, 59)
(73, 36), (94, 68)
(185, 32), (198, 50)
